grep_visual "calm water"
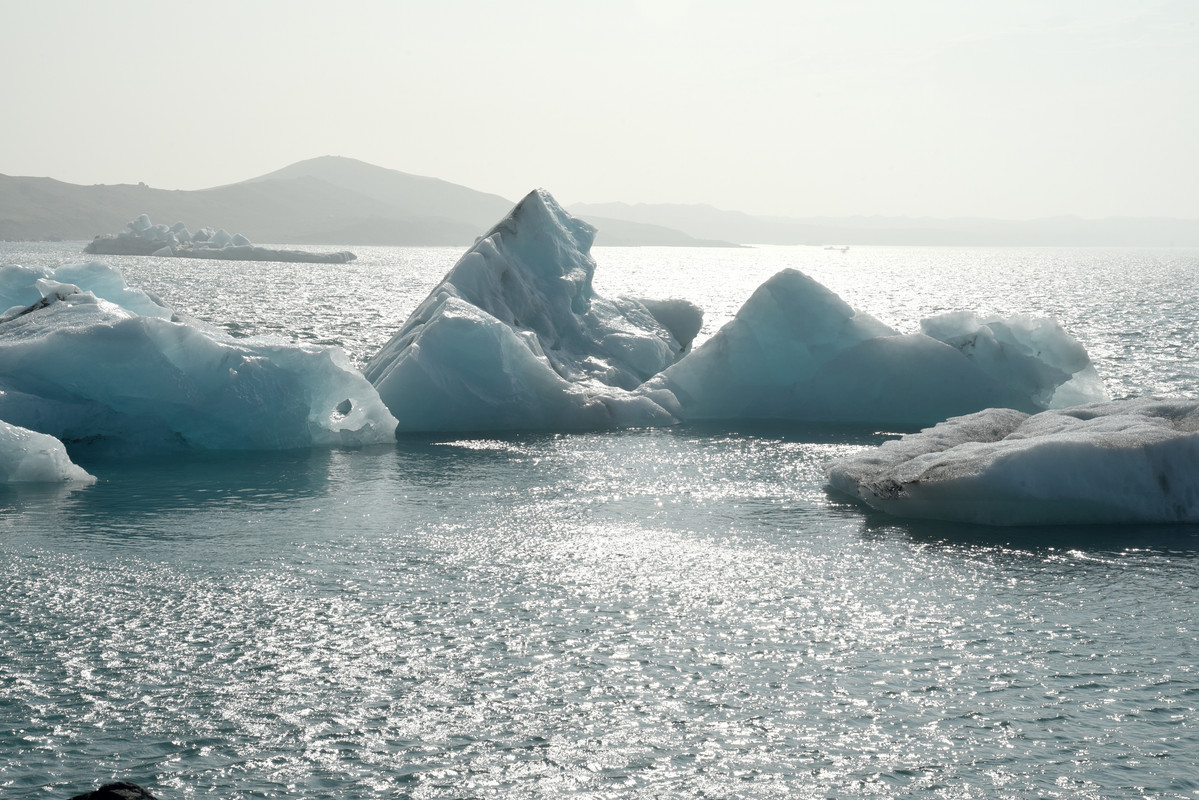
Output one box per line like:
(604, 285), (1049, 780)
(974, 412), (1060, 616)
(2, 243), (1198, 798)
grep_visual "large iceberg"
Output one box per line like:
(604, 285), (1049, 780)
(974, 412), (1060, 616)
(364, 189), (700, 432)
(644, 269), (1106, 427)
(826, 397), (1199, 525)
(0, 420), (95, 484)
(85, 214), (356, 263)
(0, 262), (397, 452)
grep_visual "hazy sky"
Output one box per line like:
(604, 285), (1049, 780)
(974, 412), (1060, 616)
(2, 0), (1196, 219)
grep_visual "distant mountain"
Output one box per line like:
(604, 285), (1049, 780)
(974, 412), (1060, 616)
(4, 157), (1198, 246)
(569, 201), (1199, 247)
(0, 157), (720, 247)
(242, 156), (513, 231)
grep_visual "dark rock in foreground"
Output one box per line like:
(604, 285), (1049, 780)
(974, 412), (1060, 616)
(68, 781), (159, 800)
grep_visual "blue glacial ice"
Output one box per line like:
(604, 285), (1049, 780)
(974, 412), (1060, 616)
(0, 262), (397, 452)
(364, 189), (699, 432)
(2, 193), (1112, 455)
(644, 268), (1107, 427)
(0, 419), (95, 484)
(825, 397), (1199, 525)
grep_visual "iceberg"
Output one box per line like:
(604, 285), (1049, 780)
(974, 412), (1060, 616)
(644, 269), (1106, 427)
(0, 420), (95, 484)
(85, 214), (356, 263)
(364, 189), (700, 432)
(0, 262), (397, 452)
(825, 397), (1199, 526)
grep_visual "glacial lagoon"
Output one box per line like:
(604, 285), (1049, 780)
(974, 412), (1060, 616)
(2, 241), (1198, 798)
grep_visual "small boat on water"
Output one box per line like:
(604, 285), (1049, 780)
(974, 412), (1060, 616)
(824, 245), (850, 252)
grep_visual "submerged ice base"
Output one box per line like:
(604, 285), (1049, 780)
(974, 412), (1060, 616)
(826, 397), (1199, 526)
(0, 262), (397, 453)
(365, 189), (700, 432)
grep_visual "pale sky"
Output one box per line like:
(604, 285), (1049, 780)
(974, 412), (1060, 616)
(2, 0), (1196, 219)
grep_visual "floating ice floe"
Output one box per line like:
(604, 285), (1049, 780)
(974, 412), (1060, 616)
(0, 420), (95, 484)
(644, 269), (1107, 427)
(85, 214), (356, 263)
(825, 397), (1199, 525)
(365, 189), (700, 432)
(0, 262), (397, 452)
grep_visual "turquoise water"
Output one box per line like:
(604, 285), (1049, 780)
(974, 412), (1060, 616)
(2, 244), (1198, 798)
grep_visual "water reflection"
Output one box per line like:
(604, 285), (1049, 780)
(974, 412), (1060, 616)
(856, 512), (1199, 555)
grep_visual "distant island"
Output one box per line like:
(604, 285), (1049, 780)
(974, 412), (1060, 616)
(3, 155), (1199, 247)
(85, 214), (356, 263)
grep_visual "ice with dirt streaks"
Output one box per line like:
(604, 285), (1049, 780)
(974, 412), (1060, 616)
(825, 397), (1199, 525)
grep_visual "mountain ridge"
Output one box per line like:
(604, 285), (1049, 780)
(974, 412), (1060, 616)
(0, 157), (727, 247)
(3, 157), (1198, 246)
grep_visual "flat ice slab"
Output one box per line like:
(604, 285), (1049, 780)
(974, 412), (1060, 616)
(826, 397), (1199, 525)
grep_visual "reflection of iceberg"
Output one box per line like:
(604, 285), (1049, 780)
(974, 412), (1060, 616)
(365, 190), (699, 432)
(0, 420), (95, 484)
(85, 214), (356, 263)
(826, 397), (1199, 525)
(645, 269), (1107, 427)
(0, 262), (397, 452)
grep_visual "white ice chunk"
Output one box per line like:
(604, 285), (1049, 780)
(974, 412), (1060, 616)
(208, 229), (234, 248)
(365, 189), (695, 432)
(46, 261), (173, 319)
(0, 419), (96, 484)
(826, 397), (1199, 525)
(367, 295), (675, 431)
(637, 297), (704, 352)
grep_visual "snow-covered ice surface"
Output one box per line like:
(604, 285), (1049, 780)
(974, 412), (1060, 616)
(365, 190), (699, 432)
(0, 262), (397, 453)
(0, 420), (95, 484)
(826, 397), (1199, 525)
(646, 268), (1107, 427)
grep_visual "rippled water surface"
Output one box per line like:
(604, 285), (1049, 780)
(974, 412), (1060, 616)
(2, 243), (1198, 798)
